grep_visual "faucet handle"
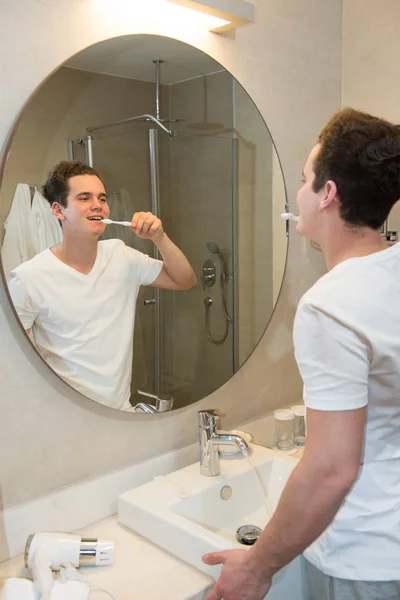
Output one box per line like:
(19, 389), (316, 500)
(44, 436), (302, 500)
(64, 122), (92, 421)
(198, 409), (219, 428)
(137, 390), (173, 412)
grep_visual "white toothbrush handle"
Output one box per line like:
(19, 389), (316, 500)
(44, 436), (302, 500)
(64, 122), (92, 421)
(112, 220), (132, 227)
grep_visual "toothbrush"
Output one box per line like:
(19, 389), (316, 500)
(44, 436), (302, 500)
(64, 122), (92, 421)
(281, 212), (299, 222)
(101, 218), (132, 227)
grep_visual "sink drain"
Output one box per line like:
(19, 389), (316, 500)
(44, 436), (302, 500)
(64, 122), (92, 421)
(220, 486), (233, 500)
(236, 525), (262, 545)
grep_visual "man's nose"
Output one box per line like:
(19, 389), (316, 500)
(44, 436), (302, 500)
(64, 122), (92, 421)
(91, 197), (103, 209)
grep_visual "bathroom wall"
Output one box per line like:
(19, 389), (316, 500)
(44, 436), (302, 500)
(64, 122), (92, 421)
(0, 0), (341, 521)
(342, 0), (400, 234)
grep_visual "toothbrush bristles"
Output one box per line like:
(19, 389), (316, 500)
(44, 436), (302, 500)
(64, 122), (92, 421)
(281, 212), (299, 222)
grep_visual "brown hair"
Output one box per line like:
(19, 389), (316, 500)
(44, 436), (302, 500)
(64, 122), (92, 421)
(42, 161), (105, 208)
(313, 108), (400, 229)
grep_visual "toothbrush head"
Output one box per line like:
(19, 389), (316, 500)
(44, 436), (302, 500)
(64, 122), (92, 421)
(281, 212), (299, 222)
(101, 219), (112, 224)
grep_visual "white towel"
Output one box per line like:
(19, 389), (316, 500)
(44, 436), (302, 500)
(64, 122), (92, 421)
(0, 577), (40, 599)
(50, 580), (90, 599)
(1, 183), (37, 279)
(31, 188), (63, 253)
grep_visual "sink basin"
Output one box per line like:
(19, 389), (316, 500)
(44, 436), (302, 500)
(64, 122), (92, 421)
(119, 444), (310, 600)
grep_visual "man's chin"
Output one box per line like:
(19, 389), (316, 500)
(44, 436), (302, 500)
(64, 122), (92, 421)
(296, 223), (318, 244)
(87, 223), (106, 235)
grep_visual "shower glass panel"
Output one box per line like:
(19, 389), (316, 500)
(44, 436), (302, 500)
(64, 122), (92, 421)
(69, 127), (236, 409)
(161, 132), (236, 409)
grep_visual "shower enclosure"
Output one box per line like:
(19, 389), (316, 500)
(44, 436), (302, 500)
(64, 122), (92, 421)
(68, 118), (238, 409)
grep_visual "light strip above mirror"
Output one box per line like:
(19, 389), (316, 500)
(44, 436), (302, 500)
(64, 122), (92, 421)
(92, 0), (231, 32)
(166, 0), (254, 32)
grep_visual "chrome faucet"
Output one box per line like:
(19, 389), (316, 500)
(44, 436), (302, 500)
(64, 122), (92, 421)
(198, 409), (249, 476)
(134, 390), (173, 414)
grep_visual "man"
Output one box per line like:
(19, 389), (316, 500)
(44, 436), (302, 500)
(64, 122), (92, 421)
(203, 108), (400, 599)
(8, 161), (196, 410)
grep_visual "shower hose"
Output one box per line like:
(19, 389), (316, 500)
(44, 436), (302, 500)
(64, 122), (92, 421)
(204, 270), (232, 344)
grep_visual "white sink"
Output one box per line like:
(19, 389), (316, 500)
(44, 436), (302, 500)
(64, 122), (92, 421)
(119, 445), (310, 600)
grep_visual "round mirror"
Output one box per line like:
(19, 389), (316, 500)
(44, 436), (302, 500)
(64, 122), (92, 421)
(0, 34), (287, 412)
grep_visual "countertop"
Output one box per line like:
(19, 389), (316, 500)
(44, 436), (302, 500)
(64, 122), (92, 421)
(0, 445), (304, 598)
(0, 515), (214, 599)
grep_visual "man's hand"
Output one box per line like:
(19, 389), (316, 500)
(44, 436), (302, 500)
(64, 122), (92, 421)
(202, 549), (272, 600)
(131, 212), (164, 242)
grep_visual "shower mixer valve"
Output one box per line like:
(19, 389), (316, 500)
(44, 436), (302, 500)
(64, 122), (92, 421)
(201, 259), (216, 290)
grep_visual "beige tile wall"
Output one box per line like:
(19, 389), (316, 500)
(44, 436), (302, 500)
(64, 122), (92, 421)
(0, 0), (341, 516)
(342, 0), (400, 234)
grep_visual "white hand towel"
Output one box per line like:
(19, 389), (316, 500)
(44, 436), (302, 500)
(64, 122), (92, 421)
(0, 577), (40, 600)
(50, 580), (90, 600)
(2, 183), (37, 279)
(31, 189), (63, 253)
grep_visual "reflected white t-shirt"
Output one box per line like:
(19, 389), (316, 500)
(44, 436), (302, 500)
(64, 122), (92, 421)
(8, 239), (163, 410)
(293, 243), (400, 581)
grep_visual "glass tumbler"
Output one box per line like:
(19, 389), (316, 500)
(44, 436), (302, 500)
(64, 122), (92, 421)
(273, 409), (294, 450)
(291, 404), (306, 447)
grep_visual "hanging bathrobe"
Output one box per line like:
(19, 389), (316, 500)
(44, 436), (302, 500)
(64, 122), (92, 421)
(1, 183), (37, 280)
(31, 188), (63, 253)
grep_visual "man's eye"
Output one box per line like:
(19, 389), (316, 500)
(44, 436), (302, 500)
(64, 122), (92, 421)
(100, 198), (107, 203)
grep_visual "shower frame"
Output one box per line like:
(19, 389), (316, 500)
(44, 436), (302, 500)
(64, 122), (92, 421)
(68, 129), (164, 396)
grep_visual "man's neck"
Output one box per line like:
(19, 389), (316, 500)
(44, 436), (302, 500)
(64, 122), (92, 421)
(319, 224), (387, 271)
(51, 232), (99, 274)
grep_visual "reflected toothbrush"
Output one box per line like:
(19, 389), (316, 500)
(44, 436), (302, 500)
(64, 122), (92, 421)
(281, 212), (299, 222)
(101, 218), (131, 227)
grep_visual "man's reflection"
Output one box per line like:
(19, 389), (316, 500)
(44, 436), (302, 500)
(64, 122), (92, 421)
(7, 161), (196, 409)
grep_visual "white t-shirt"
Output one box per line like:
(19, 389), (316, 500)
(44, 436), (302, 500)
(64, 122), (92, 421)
(8, 239), (163, 410)
(293, 243), (400, 581)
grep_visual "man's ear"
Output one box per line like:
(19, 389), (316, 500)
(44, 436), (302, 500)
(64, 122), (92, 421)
(319, 180), (338, 212)
(51, 202), (65, 222)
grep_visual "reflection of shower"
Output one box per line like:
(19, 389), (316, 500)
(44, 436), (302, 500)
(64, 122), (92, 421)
(85, 60), (180, 138)
(68, 59), (238, 397)
(86, 112), (173, 137)
(204, 241), (233, 344)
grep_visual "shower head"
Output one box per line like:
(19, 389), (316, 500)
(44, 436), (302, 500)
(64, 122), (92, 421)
(207, 241), (233, 281)
(207, 241), (220, 255)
